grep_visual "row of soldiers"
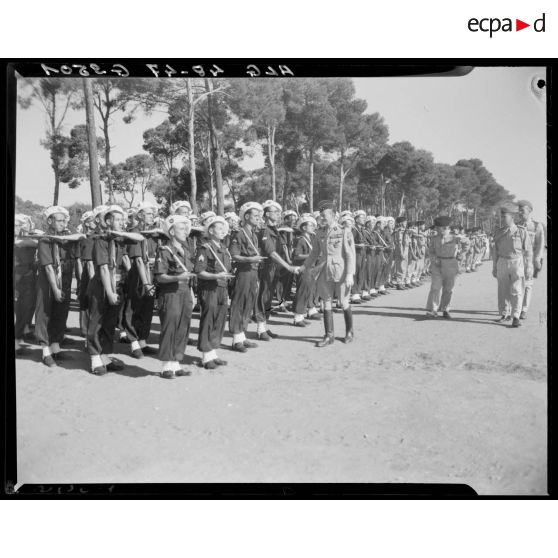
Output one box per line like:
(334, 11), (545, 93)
(14, 199), (533, 378)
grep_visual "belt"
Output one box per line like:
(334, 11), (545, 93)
(438, 256), (457, 259)
(499, 255), (522, 260)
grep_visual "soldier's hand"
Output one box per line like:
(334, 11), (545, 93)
(345, 274), (354, 290)
(107, 292), (120, 306)
(143, 284), (156, 297)
(177, 271), (191, 281)
(534, 258), (543, 271)
(492, 269), (497, 278)
(53, 288), (64, 303)
(525, 267), (534, 281)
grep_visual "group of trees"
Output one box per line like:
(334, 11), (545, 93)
(18, 76), (514, 228)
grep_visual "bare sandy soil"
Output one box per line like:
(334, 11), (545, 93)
(15, 262), (547, 494)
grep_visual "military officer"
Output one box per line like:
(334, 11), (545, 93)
(299, 200), (356, 347)
(492, 204), (533, 327)
(516, 200), (544, 321)
(425, 216), (460, 319)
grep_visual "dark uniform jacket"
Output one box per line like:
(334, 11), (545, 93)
(194, 240), (232, 287)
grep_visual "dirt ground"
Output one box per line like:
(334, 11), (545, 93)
(15, 261), (547, 494)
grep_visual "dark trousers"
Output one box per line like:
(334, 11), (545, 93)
(122, 267), (155, 342)
(79, 268), (92, 336)
(87, 277), (121, 356)
(229, 269), (258, 334)
(293, 271), (316, 315)
(34, 270), (66, 347)
(158, 286), (193, 361)
(351, 249), (366, 294)
(255, 263), (280, 323)
(14, 271), (36, 339)
(197, 282), (228, 352)
(276, 266), (294, 303)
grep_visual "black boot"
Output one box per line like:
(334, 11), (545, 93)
(316, 309), (335, 347)
(343, 307), (354, 343)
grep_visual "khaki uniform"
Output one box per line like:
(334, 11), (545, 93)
(304, 222), (356, 306)
(520, 218), (545, 312)
(426, 234), (459, 312)
(492, 224), (533, 318)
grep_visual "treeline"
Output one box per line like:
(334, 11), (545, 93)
(19, 77), (514, 228)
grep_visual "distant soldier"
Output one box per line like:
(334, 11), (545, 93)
(194, 216), (235, 369)
(350, 210), (369, 302)
(393, 216), (410, 290)
(228, 202), (265, 351)
(363, 215), (378, 298)
(254, 201), (298, 341)
(405, 223), (419, 287)
(415, 221), (427, 281)
(275, 209), (298, 311)
(492, 204), (533, 327)
(517, 200), (545, 320)
(299, 200), (356, 347)
(153, 215), (196, 379)
(425, 216), (460, 319)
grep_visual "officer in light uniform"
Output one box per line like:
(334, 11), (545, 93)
(517, 200), (545, 320)
(393, 216), (410, 289)
(228, 202), (265, 351)
(492, 204), (533, 327)
(425, 216), (460, 319)
(299, 200), (356, 347)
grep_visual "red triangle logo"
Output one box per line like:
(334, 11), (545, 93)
(516, 19), (530, 31)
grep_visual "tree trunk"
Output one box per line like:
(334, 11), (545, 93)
(101, 86), (114, 204)
(205, 79), (224, 216)
(267, 124), (277, 201)
(186, 79), (198, 213)
(398, 191), (405, 217)
(207, 140), (214, 212)
(339, 156), (345, 211)
(52, 163), (60, 206)
(309, 148), (314, 213)
(381, 174), (386, 216)
(83, 78), (102, 207)
(282, 170), (290, 208)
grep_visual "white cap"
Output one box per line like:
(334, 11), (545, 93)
(137, 201), (158, 213)
(353, 210), (366, 219)
(170, 200), (192, 214)
(224, 211), (239, 222)
(102, 205), (126, 220)
(80, 210), (95, 223)
(44, 205), (69, 220)
(204, 215), (229, 236)
(262, 200), (282, 213)
(365, 215), (377, 225)
(282, 209), (298, 219)
(163, 214), (192, 236)
(200, 211), (217, 225)
(93, 205), (110, 219)
(239, 202), (263, 222)
(296, 214), (317, 230)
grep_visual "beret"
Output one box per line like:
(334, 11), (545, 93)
(163, 214), (191, 236)
(170, 200), (192, 214)
(137, 201), (159, 213)
(395, 216), (407, 224)
(200, 211), (217, 224)
(297, 213), (317, 230)
(44, 205), (69, 219)
(80, 210), (95, 223)
(433, 216), (452, 227)
(282, 209), (298, 219)
(239, 202), (263, 222)
(415, 220), (425, 226)
(262, 200), (282, 213)
(204, 215), (230, 236)
(517, 199), (533, 211)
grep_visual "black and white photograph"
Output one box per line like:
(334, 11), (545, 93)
(10, 64), (547, 494)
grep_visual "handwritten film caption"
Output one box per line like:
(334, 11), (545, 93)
(40, 63), (295, 78)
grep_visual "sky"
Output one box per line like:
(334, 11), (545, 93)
(15, 67), (547, 222)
